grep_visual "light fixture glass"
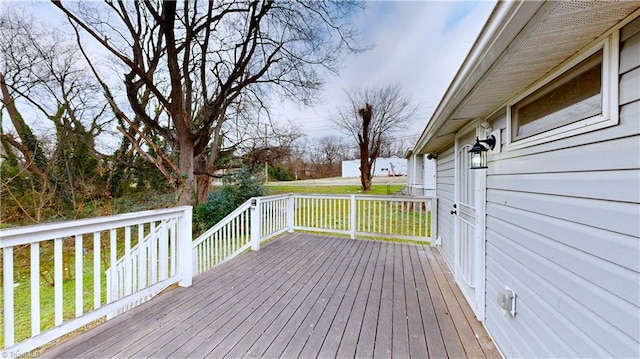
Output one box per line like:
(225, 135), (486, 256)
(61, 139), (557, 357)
(468, 135), (496, 169)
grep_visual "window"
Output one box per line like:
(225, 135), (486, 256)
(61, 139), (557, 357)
(508, 33), (619, 148)
(513, 50), (602, 139)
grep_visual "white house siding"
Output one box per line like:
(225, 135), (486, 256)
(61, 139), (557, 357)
(423, 156), (437, 196)
(406, 155), (414, 186)
(483, 20), (640, 358)
(406, 153), (437, 196)
(412, 154), (424, 196)
(435, 146), (456, 268)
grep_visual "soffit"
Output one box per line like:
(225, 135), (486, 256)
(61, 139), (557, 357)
(420, 1), (640, 154)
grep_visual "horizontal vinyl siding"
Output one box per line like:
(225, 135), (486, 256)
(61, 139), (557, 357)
(488, 169), (639, 203)
(436, 146), (455, 268)
(414, 154), (424, 186)
(485, 18), (640, 359)
(423, 156), (437, 191)
(620, 67), (640, 105)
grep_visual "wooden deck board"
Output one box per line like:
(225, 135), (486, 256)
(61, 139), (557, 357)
(409, 244), (448, 358)
(425, 248), (486, 358)
(225, 237), (351, 358)
(431, 247), (503, 359)
(417, 245), (468, 358)
(332, 237), (381, 359)
(259, 237), (359, 358)
(40, 233), (499, 359)
(140, 236), (322, 357)
(280, 238), (366, 358)
(180, 235), (342, 357)
(240, 236), (354, 358)
(403, 245), (429, 359)
(297, 240), (371, 358)
(355, 241), (387, 358)
(373, 242), (394, 358)
(204, 234), (343, 358)
(111, 235), (309, 358)
(392, 243), (410, 358)
(168, 234), (340, 358)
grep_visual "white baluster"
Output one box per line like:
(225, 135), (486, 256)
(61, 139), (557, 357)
(30, 242), (40, 336)
(4, 246), (15, 346)
(75, 234), (84, 317)
(54, 238), (63, 326)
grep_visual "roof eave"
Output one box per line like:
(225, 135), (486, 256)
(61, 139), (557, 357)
(414, 0), (544, 154)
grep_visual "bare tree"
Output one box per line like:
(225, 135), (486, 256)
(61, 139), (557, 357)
(379, 136), (412, 158)
(307, 135), (348, 178)
(51, 0), (363, 205)
(333, 84), (417, 191)
(0, 10), (110, 220)
(238, 120), (303, 171)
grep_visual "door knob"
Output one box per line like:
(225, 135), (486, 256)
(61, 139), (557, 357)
(450, 209), (457, 215)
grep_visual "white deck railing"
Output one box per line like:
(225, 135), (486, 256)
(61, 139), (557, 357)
(191, 194), (437, 275)
(105, 217), (178, 317)
(293, 194), (436, 241)
(2, 194), (435, 355)
(0, 207), (192, 357)
(192, 195), (295, 275)
(192, 200), (253, 275)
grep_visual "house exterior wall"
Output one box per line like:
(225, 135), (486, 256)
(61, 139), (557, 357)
(406, 154), (437, 196)
(483, 19), (640, 358)
(406, 155), (414, 186)
(435, 146), (456, 268)
(423, 156), (437, 196)
(411, 154), (424, 196)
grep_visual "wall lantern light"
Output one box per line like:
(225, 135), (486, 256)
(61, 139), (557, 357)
(468, 135), (496, 169)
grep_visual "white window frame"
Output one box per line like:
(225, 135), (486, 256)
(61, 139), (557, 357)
(507, 31), (619, 150)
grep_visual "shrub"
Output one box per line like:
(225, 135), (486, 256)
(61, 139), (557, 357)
(194, 167), (265, 233)
(268, 164), (295, 181)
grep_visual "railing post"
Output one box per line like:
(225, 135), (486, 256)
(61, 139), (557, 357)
(178, 206), (193, 287)
(251, 198), (261, 250)
(287, 194), (295, 232)
(192, 244), (198, 276)
(350, 195), (356, 239)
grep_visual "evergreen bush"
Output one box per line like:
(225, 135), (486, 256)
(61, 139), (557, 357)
(194, 167), (265, 234)
(268, 165), (295, 181)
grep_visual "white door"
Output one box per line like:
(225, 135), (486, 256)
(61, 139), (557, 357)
(453, 132), (485, 320)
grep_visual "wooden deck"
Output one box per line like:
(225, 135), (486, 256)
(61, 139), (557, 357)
(41, 233), (500, 358)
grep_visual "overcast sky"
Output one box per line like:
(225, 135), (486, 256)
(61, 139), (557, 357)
(276, 0), (496, 143)
(2, 0), (496, 150)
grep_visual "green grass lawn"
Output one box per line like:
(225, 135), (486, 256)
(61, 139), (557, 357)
(266, 184), (405, 195)
(267, 183), (429, 239)
(293, 197), (431, 238)
(1, 250), (107, 347)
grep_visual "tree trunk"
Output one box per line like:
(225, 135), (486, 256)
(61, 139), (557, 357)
(196, 174), (211, 205)
(195, 140), (222, 204)
(360, 156), (372, 191)
(177, 138), (195, 206)
(358, 103), (373, 191)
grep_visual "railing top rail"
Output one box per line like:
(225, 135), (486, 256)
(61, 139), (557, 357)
(290, 193), (351, 199)
(254, 193), (292, 201)
(290, 193), (436, 201)
(352, 194), (437, 201)
(1, 206), (192, 248)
